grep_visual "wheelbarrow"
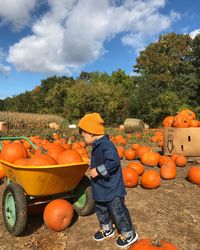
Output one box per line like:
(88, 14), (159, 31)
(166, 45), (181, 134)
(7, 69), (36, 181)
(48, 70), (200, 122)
(0, 136), (94, 236)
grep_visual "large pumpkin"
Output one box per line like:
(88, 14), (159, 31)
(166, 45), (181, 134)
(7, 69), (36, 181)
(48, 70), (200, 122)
(122, 167), (139, 188)
(178, 109), (196, 120)
(124, 148), (136, 161)
(44, 143), (65, 162)
(0, 164), (6, 179)
(140, 170), (161, 189)
(0, 142), (28, 163)
(43, 199), (74, 232)
(57, 150), (83, 164)
(160, 160), (176, 180)
(188, 166), (200, 185)
(172, 114), (190, 128)
(174, 155), (187, 167)
(141, 152), (160, 167)
(127, 161), (144, 175)
(128, 239), (178, 250)
(136, 145), (151, 159)
(27, 154), (57, 166)
(162, 116), (174, 127)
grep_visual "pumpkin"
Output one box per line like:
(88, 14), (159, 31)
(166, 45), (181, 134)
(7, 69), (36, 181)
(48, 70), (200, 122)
(0, 142), (28, 163)
(141, 152), (160, 167)
(162, 116), (174, 127)
(172, 114), (190, 128)
(43, 199), (74, 232)
(178, 109), (196, 120)
(116, 146), (124, 159)
(128, 239), (178, 250)
(160, 160), (176, 180)
(127, 161), (144, 175)
(0, 164), (6, 179)
(57, 150), (83, 164)
(131, 143), (140, 151)
(13, 158), (29, 165)
(28, 154), (56, 166)
(124, 148), (136, 161)
(136, 145), (151, 159)
(188, 166), (200, 185)
(44, 143), (65, 162)
(189, 119), (199, 127)
(115, 135), (127, 145)
(158, 155), (170, 167)
(174, 155), (187, 167)
(140, 170), (161, 189)
(122, 167), (139, 188)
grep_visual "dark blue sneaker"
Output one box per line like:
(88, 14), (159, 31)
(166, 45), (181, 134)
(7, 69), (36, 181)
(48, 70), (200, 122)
(93, 227), (115, 241)
(116, 233), (138, 248)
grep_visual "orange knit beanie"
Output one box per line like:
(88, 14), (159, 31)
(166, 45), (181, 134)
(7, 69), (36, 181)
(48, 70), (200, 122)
(78, 113), (105, 135)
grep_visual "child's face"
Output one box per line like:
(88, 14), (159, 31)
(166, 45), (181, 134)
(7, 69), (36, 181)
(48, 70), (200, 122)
(80, 130), (96, 145)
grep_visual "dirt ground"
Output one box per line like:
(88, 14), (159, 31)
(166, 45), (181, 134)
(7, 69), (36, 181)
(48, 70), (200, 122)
(0, 161), (199, 250)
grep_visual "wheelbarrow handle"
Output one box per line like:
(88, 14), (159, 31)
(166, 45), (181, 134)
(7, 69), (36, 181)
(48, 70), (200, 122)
(0, 136), (38, 150)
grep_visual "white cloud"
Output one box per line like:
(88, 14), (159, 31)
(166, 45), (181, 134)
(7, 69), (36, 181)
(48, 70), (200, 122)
(7, 0), (180, 74)
(190, 29), (200, 39)
(0, 0), (37, 31)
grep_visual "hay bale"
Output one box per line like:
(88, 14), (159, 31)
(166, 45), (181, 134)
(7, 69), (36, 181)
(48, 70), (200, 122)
(0, 122), (8, 131)
(49, 122), (60, 130)
(124, 118), (145, 133)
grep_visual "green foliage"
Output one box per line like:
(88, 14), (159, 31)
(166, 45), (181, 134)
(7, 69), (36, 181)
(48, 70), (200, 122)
(1, 32), (200, 127)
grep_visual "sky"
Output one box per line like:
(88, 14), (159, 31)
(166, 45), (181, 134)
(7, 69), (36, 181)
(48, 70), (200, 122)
(0, 0), (200, 99)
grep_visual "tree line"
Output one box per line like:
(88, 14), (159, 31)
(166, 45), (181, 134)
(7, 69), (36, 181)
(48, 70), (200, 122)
(1, 32), (200, 127)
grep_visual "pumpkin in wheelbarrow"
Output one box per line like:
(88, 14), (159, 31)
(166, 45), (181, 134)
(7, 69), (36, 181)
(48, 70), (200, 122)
(43, 199), (74, 231)
(57, 149), (83, 164)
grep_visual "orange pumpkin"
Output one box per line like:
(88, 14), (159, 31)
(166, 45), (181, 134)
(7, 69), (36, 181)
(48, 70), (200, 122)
(172, 114), (190, 128)
(124, 148), (136, 161)
(131, 143), (140, 151)
(178, 109), (196, 120)
(116, 146), (124, 159)
(136, 145), (151, 159)
(162, 116), (174, 127)
(127, 161), (144, 175)
(189, 119), (199, 127)
(160, 160), (176, 180)
(57, 150), (83, 164)
(174, 155), (187, 167)
(43, 199), (74, 232)
(44, 143), (65, 162)
(141, 152), (160, 167)
(28, 155), (57, 166)
(122, 167), (139, 188)
(158, 155), (170, 167)
(1, 142), (28, 163)
(140, 170), (161, 189)
(128, 239), (178, 250)
(0, 164), (6, 179)
(188, 166), (200, 185)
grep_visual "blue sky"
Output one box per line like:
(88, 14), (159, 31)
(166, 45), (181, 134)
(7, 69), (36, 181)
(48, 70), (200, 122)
(0, 0), (200, 99)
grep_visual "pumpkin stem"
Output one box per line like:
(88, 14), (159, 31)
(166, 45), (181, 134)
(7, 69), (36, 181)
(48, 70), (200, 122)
(152, 233), (162, 246)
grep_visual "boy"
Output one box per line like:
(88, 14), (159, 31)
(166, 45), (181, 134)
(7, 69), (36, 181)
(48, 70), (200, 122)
(78, 112), (138, 248)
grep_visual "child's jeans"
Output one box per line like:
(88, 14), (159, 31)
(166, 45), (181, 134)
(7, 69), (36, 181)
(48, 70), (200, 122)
(94, 195), (135, 238)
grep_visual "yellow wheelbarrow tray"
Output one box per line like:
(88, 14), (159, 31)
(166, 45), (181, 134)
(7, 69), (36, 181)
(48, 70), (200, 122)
(0, 159), (89, 196)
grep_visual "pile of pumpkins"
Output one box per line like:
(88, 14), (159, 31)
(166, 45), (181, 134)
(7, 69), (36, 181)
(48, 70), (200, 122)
(162, 109), (200, 128)
(111, 135), (200, 188)
(0, 137), (88, 167)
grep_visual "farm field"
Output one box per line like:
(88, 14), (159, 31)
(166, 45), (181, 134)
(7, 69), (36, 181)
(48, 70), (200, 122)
(0, 158), (199, 250)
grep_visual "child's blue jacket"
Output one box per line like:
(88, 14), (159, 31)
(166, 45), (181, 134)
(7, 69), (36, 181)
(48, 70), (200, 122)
(90, 135), (126, 201)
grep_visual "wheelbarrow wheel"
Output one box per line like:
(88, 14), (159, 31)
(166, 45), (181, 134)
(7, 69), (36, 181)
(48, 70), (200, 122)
(2, 183), (28, 236)
(72, 175), (94, 216)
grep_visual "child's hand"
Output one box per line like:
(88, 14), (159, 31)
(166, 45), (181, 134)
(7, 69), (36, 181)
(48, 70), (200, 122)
(90, 168), (98, 178)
